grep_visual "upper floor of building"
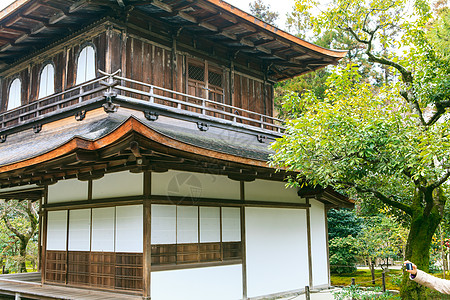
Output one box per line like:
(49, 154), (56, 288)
(0, 0), (346, 137)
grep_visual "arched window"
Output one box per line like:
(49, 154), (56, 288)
(76, 45), (96, 85)
(39, 63), (55, 98)
(7, 78), (21, 110)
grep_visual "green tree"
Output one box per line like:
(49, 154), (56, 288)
(358, 214), (408, 282)
(328, 208), (363, 240)
(271, 57), (449, 298)
(249, 0), (279, 26)
(329, 235), (360, 274)
(0, 200), (39, 273)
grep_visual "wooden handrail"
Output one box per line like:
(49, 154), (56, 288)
(0, 71), (285, 134)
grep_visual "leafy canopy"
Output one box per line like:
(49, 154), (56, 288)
(271, 64), (450, 213)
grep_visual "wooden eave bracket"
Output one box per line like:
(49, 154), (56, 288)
(75, 110), (86, 121)
(144, 110), (158, 121)
(0, 134), (6, 143)
(197, 122), (209, 131)
(32, 124), (42, 133)
(256, 135), (266, 143)
(103, 91), (119, 113)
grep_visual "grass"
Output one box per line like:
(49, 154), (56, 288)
(331, 268), (402, 290)
(331, 268), (450, 299)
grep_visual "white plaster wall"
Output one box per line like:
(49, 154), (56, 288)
(68, 209), (91, 251)
(152, 170), (240, 200)
(92, 172), (143, 199)
(310, 199), (329, 287)
(151, 265), (243, 300)
(245, 179), (305, 203)
(245, 207), (308, 298)
(48, 179), (88, 203)
(91, 207), (115, 252)
(47, 210), (67, 250)
(115, 205), (143, 252)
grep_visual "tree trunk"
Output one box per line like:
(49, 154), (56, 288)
(400, 209), (441, 299)
(18, 241), (27, 273)
(369, 257), (375, 285)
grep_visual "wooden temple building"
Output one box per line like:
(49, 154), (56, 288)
(0, 0), (352, 299)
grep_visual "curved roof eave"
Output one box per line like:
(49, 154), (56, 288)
(0, 116), (270, 174)
(205, 0), (347, 59)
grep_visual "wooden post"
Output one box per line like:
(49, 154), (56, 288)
(305, 286), (310, 300)
(370, 259), (375, 285)
(306, 198), (313, 288)
(143, 171), (152, 299)
(351, 278), (356, 300)
(240, 181), (248, 300)
(41, 186), (48, 284)
(382, 271), (386, 293)
(37, 196), (43, 271)
(324, 206), (331, 287)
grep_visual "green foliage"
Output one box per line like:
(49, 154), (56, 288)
(0, 200), (39, 273)
(358, 215), (408, 265)
(328, 208), (363, 240)
(333, 285), (399, 300)
(331, 269), (403, 290)
(248, 0), (279, 26)
(272, 1), (450, 295)
(329, 235), (359, 274)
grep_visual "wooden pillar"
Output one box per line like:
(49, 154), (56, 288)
(37, 195), (42, 271)
(63, 47), (69, 91)
(121, 30), (128, 81)
(143, 171), (152, 299)
(325, 206), (331, 287)
(171, 34), (177, 93)
(306, 198), (313, 288)
(105, 25), (113, 74)
(65, 210), (70, 285)
(240, 181), (248, 300)
(41, 186), (48, 285)
(230, 59), (235, 107)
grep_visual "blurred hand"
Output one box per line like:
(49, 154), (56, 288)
(404, 260), (418, 276)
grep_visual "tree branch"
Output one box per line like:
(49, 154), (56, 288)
(337, 181), (413, 215)
(1, 210), (26, 241)
(430, 169), (450, 190)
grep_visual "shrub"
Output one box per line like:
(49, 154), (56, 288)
(330, 236), (359, 274)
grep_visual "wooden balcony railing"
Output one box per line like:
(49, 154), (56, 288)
(0, 70), (285, 135)
(0, 75), (109, 131)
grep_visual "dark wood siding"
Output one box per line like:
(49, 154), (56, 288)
(0, 23), (275, 117)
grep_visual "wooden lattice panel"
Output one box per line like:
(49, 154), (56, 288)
(115, 253), (143, 291)
(90, 252), (115, 289)
(45, 250), (67, 283)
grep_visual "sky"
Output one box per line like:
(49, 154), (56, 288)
(0, 0), (296, 31)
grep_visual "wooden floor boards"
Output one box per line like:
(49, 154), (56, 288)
(0, 273), (141, 300)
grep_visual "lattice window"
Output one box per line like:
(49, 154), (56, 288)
(188, 64), (204, 82)
(208, 71), (222, 87)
